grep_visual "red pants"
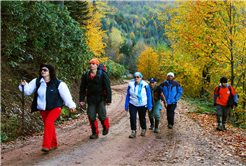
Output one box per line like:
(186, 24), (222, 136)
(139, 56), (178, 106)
(40, 107), (61, 149)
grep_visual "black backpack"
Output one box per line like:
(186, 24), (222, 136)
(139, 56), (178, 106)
(31, 78), (61, 113)
(85, 63), (108, 81)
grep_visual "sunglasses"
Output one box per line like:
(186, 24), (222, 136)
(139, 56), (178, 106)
(134, 76), (141, 78)
(41, 68), (49, 72)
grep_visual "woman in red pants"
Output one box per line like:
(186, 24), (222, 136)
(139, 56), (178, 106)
(19, 63), (76, 152)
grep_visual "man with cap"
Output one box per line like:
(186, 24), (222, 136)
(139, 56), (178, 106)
(148, 78), (167, 133)
(160, 72), (183, 129)
(79, 58), (112, 139)
(213, 77), (238, 131)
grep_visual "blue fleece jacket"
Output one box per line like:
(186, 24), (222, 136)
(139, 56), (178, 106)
(160, 80), (183, 105)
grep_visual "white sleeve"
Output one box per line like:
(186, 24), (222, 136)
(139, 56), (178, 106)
(18, 78), (37, 95)
(58, 82), (76, 109)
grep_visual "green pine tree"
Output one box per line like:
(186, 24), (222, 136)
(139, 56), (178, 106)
(64, 1), (91, 26)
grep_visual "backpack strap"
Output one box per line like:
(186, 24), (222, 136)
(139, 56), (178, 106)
(228, 85), (231, 92)
(86, 69), (103, 79)
(128, 84), (147, 92)
(217, 86), (221, 99)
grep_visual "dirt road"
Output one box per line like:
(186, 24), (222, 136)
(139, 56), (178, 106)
(1, 81), (245, 165)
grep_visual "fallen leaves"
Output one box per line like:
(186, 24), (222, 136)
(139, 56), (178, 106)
(183, 107), (246, 162)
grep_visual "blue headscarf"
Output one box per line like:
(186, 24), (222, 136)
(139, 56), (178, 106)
(133, 72), (143, 105)
(134, 72), (143, 78)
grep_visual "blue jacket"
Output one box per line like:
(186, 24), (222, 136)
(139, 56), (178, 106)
(160, 80), (183, 105)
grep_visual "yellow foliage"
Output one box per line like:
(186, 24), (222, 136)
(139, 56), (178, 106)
(83, 2), (108, 58)
(137, 47), (159, 80)
(159, 0), (246, 121)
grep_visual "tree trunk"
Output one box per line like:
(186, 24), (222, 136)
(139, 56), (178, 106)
(229, 2), (234, 86)
(54, 1), (64, 8)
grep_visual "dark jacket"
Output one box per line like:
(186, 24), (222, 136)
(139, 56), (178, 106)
(79, 70), (111, 104)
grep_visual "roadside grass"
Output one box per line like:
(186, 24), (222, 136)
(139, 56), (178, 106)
(181, 96), (216, 114)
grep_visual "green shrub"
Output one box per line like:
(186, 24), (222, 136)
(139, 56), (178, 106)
(182, 96), (216, 114)
(104, 59), (126, 78)
(1, 1), (93, 80)
(1, 131), (9, 143)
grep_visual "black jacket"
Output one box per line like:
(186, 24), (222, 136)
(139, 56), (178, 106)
(79, 70), (112, 104)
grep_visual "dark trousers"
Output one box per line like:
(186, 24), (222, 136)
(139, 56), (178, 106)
(216, 104), (230, 124)
(129, 104), (147, 130)
(166, 103), (177, 126)
(87, 100), (107, 122)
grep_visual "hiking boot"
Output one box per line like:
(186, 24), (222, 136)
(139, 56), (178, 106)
(129, 130), (136, 138)
(168, 124), (173, 129)
(154, 128), (159, 133)
(154, 119), (159, 133)
(222, 121), (227, 131)
(41, 148), (49, 152)
(90, 134), (99, 139)
(216, 126), (224, 131)
(101, 117), (110, 135)
(222, 125), (227, 130)
(140, 129), (146, 136)
(103, 128), (109, 135)
(149, 125), (154, 130)
(149, 118), (154, 130)
(50, 147), (58, 150)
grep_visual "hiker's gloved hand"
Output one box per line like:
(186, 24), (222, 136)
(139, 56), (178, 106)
(234, 102), (238, 107)
(214, 103), (217, 106)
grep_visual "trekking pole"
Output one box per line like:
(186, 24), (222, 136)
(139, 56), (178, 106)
(21, 77), (26, 136)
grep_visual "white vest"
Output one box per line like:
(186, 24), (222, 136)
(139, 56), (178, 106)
(128, 80), (148, 107)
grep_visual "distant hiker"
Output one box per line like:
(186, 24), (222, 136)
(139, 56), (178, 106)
(19, 63), (76, 153)
(125, 72), (152, 138)
(213, 77), (238, 131)
(79, 58), (111, 139)
(160, 72), (183, 129)
(148, 78), (167, 133)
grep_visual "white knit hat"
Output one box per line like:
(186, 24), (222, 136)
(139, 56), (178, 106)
(167, 72), (174, 78)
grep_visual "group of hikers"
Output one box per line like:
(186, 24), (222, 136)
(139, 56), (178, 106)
(19, 58), (238, 153)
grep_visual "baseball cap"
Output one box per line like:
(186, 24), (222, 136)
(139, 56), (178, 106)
(149, 78), (157, 82)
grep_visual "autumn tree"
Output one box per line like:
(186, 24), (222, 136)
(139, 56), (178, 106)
(160, 0), (246, 124)
(137, 47), (159, 80)
(83, 1), (108, 58)
(105, 27), (124, 63)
